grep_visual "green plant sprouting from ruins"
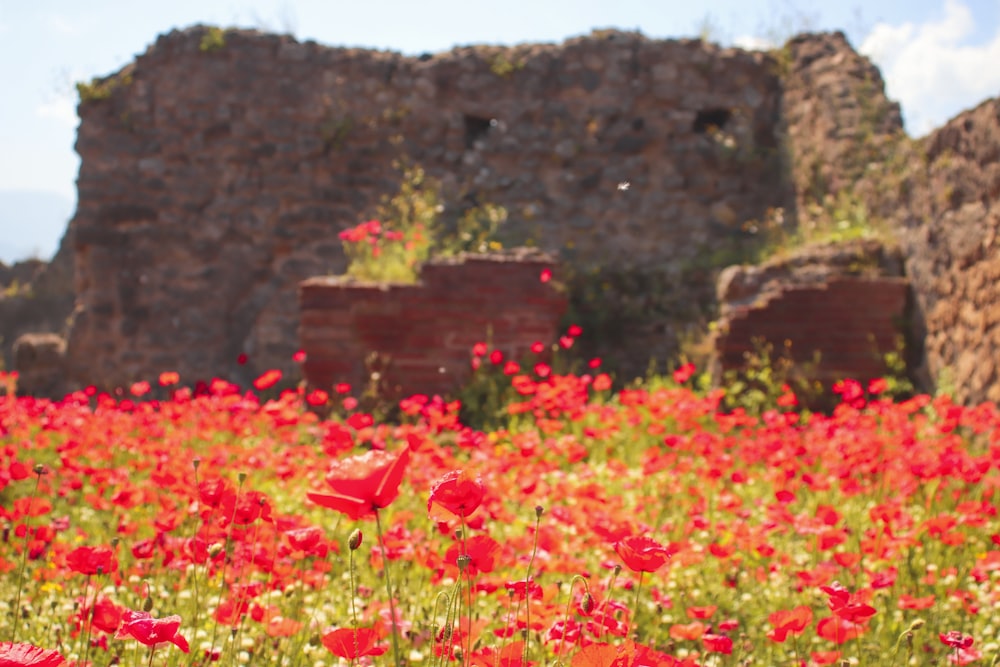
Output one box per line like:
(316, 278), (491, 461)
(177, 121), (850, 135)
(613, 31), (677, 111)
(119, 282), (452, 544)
(338, 164), (508, 283)
(199, 27), (227, 52)
(76, 72), (133, 104)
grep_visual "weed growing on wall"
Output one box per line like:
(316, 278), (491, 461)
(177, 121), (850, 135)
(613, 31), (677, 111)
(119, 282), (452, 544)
(76, 71), (133, 104)
(199, 27), (227, 52)
(338, 164), (507, 282)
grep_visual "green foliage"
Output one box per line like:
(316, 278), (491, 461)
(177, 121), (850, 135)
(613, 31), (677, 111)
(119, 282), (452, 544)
(720, 338), (822, 415)
(339, 164), (507, 283)
(319, 115), (354, 152)
(199, 27), (227, 52)
(755, 191), (895, 262)
(878, 335), (916, 400)
(487, 52), (525, 78)
(75, 72), (132, 104)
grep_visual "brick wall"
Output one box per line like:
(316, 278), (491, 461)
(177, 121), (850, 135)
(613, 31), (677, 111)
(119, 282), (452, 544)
(716, 276), (910, 385)
(299, 252), (566, 397)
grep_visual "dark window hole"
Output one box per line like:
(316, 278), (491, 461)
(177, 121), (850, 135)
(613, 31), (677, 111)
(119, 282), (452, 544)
(693, 108), (731, 134)
(464, 115), (494, 149)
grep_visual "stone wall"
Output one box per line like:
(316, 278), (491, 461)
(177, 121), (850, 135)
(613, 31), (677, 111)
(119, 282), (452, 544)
(714, 240), (909, 387)
(60, 26), (907, 390)
(0, 233), (75, 376)
(299, 251), (565, 397)
(882, 99), (1000, 404)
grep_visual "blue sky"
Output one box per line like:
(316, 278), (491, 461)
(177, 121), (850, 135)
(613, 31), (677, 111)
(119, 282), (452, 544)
(1, 0), (999, 263)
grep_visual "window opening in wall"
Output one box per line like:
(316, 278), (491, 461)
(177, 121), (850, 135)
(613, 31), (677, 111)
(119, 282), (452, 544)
(464, 115), (494, 149)
(693, 108), (731, 134)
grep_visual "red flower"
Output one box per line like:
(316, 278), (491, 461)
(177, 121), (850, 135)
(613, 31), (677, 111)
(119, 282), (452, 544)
(766, 605), (813, 642)
(614, 535), (671, 573)
(115, 610), (190, 653)
(816, 616), (866, 644)
(253, 369), (282, 391)
(306, 389), (329, 406)
(428, 470), (485, 518)
(89, 596), (126, 634)
(307, 446), (411, 520)
(0, 643), (65, 667)
(292, 349), (307, 363)
(673, 362), (696, 384)
(66, 546), (118, 576)
(940, 631), (975, 650)
(321, 627), (387, 660)
(703, 633), (733, 655)
(540, 268), (552, 283)
(445, 534), (502, 575)
(158, 371), (180, 386)
(285, 526), (324, 553)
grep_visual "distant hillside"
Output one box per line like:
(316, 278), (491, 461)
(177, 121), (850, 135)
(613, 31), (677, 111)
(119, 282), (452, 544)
(0, 190), (72, 263)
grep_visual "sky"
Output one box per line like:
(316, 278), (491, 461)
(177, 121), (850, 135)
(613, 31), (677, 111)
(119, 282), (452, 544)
(1, 0), (999, 264)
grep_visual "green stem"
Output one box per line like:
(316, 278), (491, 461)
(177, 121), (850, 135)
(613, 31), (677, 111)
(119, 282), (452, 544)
(81, 574), (96, 667)
(11, 466), (45, 643)
(627, 571), (644, 640)
(374, 509), (402, 667)
(556, 576), (590, 661)
(521, 507), (543, 667)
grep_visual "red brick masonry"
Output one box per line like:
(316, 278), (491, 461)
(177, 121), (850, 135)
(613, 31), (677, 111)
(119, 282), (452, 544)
(715, 276), (910, 384)
(299, 252), (567, 398)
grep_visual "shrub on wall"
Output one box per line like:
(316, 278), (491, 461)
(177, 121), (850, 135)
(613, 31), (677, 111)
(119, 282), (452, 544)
(338, 164), (507, 282)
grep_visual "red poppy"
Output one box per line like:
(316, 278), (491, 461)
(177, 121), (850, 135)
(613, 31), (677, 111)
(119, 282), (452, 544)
(540, 268), (552, 283)
(0, 643), (65, 667)
(445, 534), (502, 575)
(307, 446), (411, 520)
(673, 362), (696, 384)
(816, 616), (866, 644)
(66, 545), (118, 576)
(428, 470), (485, 518)
(292, 349), (307, 363)
(703, 633), (733, 654)
(614, 535), (671, 573)
(670, 621), (706, 641)
(158, 371), (180, 386)
(306, 389), (329, 406)
(940, 631), (974, 650)
(321, 627), (387, 660)
(115, 610), (190, 653)
(253, 369), (282, 391)
(89, 596), (126, 634)
(285, 526), (324, 553)
(766, 605), (813, 642)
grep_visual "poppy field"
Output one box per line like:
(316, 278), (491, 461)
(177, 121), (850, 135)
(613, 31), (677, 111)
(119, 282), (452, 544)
(2, 352), (1000, 667)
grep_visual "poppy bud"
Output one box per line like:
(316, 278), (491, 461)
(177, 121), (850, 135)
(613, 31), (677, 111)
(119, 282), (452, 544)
(535, 505), (544, 518)
(192, 458), (201, 470)
(33, 464), (46, 475)
(581, 593), (595, 614)
(143, 597), (153, 612)
(348, 529), (363, 551)
(456, 554), (471, 573)
(208, 543), (224, 559)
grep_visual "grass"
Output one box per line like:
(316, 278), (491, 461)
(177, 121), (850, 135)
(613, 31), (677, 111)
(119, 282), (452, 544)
(2, 337), (1000, 667)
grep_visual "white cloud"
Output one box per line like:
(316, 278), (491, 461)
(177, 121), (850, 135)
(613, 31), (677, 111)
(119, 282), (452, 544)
(860, 0), (1000, 136)
(36, 95), (78, 128)
(732, 35), (775, 51)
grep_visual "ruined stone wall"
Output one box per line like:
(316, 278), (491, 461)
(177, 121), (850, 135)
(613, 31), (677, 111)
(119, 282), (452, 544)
(64, 26), (902, 389)
(885, 99), (1000, 404)
(299, 251), (565, 397)
(714, 239), (909, 387)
